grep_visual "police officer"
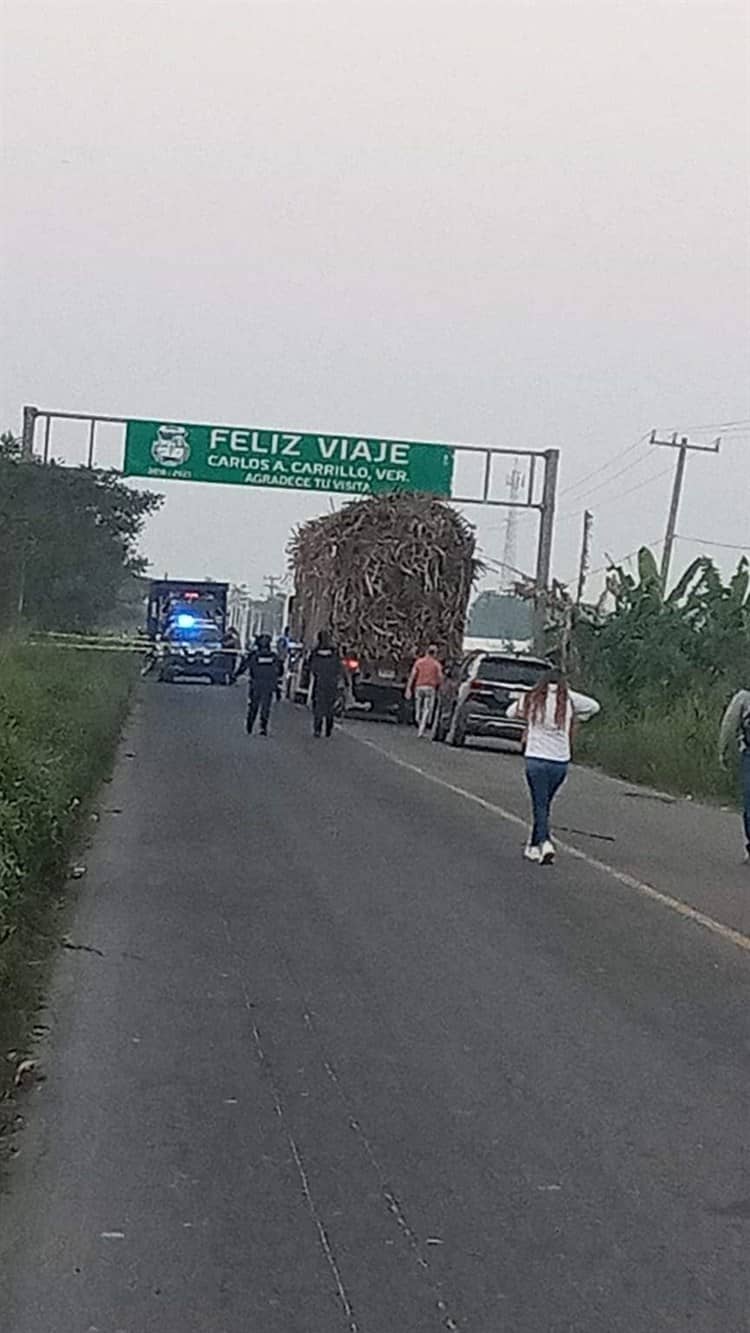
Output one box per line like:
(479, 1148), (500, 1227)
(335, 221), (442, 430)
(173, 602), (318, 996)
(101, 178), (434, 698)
(309, 630), (342, 738)
(222, 624), (242, 683)
(242, 633), (281, 736)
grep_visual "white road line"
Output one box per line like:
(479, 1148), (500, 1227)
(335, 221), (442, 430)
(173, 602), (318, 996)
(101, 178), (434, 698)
(349, 732), (750, 957)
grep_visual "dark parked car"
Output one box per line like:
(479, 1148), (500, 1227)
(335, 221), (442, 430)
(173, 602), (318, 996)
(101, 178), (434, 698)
(433, 651), (550, 747)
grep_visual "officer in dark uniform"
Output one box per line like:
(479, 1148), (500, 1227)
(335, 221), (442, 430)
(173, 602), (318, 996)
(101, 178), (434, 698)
(309, 630), (342, 738)
(222, 624), (242, 682)
(241, 634), (280, 736)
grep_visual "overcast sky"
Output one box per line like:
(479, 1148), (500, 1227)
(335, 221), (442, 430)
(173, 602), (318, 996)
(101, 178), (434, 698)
(2, 0), (749, 598)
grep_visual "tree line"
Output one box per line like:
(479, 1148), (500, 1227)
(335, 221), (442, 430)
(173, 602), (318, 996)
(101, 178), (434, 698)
(0, 434), (162, 632)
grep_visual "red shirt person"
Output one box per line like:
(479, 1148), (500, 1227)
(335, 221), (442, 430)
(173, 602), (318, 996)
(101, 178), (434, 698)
(407, 645), (444, 736)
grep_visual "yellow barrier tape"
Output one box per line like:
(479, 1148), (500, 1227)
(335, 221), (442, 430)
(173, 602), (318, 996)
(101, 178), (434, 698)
(29, 634), (245, 657)
(30, 640), (146, 653)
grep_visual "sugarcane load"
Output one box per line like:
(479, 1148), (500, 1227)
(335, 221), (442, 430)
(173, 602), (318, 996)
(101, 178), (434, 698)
(287, 494), (480, 720)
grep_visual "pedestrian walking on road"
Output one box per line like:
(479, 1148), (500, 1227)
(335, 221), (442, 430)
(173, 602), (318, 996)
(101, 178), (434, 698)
(507, 668), (599, 865)
(718, 686), (750, 863)
(406, 644), (444, 737)
(240, 634), (280, 736)
(309, 630), (342, 738)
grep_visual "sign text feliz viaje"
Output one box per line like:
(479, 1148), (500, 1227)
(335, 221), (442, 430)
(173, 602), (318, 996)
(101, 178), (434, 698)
(123, 419), (455, 497)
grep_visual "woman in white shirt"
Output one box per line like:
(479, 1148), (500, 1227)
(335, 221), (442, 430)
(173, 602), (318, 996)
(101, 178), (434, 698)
(507, 668), (600, 865)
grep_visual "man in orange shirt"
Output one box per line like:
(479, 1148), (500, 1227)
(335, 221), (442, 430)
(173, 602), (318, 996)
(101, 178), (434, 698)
(406, 644), (444, 737)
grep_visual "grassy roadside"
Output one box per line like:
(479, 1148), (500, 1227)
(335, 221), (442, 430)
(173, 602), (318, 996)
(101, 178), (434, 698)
(0, 641), (137, 1124)
(574, 686), (739, 804)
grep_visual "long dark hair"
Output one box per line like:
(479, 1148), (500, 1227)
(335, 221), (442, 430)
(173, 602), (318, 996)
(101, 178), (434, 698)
(522, 667), (570, 728)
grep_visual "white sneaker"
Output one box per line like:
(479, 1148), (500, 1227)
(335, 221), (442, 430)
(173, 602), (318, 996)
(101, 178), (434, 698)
(524, 844), (542, 863)
(540, 840), (556, 865)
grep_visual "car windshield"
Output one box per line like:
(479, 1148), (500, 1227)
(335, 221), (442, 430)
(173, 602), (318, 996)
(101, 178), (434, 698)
(474, 657), (547, 687)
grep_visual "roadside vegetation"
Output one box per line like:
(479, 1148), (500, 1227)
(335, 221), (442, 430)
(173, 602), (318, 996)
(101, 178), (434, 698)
(0, 432), (161, 633)
(0, 429), (161, 1115)
(568, 549), (749, 800)
(0, 641), (137, 1115)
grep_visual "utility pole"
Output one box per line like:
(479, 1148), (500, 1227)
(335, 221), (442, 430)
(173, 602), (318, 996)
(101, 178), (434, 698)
(650, 430), (721, 588)
(21, 406), (37, 460)
(263, 574), (286, 637)
(532, 449), (560, 655)
(575, 509), (594, 606)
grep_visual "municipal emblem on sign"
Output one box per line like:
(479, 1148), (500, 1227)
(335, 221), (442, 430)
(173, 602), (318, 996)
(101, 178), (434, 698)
(151, 424), (191, 468)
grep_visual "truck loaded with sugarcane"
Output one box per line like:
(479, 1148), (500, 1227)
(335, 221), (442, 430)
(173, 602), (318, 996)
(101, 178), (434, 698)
(286, 494), (480, 719)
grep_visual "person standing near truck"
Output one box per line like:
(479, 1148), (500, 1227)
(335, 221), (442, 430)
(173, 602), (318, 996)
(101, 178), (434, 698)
(507, 667), (599, 865)
(406, 645), (444, 738)
(309, 630), (342, 738)
(718, 686), (750, 863)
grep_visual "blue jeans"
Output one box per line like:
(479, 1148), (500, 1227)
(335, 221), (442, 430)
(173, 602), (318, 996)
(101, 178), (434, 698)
(525, 757), (569, 846)
(742, 751), (750, 854)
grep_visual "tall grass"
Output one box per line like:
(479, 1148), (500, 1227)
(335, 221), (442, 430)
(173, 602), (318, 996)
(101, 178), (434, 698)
(574, 685), (739, 802)
(0, 642), (136, 1066)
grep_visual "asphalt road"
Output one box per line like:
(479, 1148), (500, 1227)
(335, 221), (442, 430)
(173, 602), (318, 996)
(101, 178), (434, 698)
(1, 685), (748, 1333)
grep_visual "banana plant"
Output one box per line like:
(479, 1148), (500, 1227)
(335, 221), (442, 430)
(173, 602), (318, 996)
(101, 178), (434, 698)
(578, 546), (749, 702)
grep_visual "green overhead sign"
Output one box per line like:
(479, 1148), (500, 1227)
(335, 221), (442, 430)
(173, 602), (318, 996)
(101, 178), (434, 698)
(123, 419), (455, 498)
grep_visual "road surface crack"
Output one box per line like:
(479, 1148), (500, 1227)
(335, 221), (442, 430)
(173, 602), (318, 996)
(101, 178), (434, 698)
(220, 916), (360, 1332)
(61, 938), (104, 957)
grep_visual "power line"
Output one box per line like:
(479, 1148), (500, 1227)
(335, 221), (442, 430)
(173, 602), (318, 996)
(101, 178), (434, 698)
(676, 534), (750, 552)
(575, 531), (746, 587)
(557, 433), (649, 500)
(559, 461), (674, 520)
(558, 418), (747, 509)
(481, 553), (534, 581)
(671, 417), (750, 432)
(559, 446), (656, 508)
(586, 537), (665, 580)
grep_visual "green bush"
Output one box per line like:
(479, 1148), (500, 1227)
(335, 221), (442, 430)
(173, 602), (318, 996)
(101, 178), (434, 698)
(566, 548), (748, 803)
(0, 641), (136, 991)
(574, 686), (739, 803)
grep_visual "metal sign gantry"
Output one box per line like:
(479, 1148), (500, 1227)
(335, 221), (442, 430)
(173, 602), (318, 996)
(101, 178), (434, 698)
(21, 405), (560, 650)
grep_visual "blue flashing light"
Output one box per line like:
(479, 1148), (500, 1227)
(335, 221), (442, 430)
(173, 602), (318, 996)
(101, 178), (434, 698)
(176, 613), (196, 628)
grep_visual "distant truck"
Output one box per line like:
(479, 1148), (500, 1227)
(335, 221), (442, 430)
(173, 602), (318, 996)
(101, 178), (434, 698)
(146, 580), (229, 640)
(287, 495), (478, 719)
(146, 579), (234, 685)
